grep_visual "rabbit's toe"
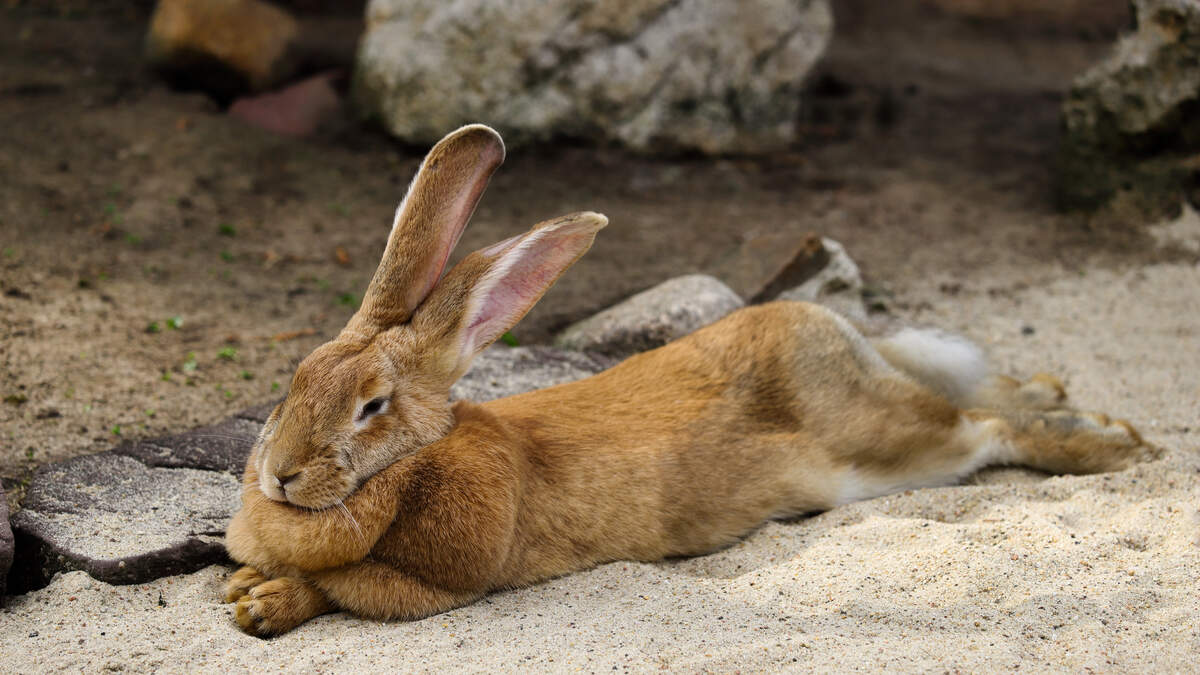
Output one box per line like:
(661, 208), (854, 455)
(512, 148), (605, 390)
(223, 566), (267, 603)
(1054, 411), (1161, 471)
(1023, 373), (1068, 409)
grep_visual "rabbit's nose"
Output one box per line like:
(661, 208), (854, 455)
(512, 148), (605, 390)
(275, 471), (302, 495)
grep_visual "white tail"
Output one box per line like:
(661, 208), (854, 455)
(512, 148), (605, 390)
(874, 328), (988, 406)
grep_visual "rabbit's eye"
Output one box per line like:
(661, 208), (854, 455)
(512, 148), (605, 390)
(357, 396), (388, 422)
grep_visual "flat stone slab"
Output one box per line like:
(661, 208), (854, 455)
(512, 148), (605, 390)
(8, 345), (611, 593)
(113, 416), (261, 476)
(1, 485), (12, 593)
(8, 453), (238, 593)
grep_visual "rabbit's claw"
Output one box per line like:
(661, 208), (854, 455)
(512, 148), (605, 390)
(222, 566), (267, 603)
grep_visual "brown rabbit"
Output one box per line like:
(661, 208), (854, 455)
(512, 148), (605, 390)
(223, 124), (1158, 636)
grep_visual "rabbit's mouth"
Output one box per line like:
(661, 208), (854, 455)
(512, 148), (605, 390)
(258, 453), (355, 510)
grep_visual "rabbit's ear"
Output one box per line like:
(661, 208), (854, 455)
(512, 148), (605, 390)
(344, 125), (505, 337)
(412, 212), (608, 380)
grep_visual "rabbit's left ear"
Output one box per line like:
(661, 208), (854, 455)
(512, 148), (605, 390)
(344, 125), (505, 338)
(411, 212), (608, 381)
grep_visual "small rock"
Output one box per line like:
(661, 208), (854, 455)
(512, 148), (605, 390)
(1148, 200), (1200, 253)
(229, 70), (342, 137)
(146, 0), (301, 102)
(555, 274), (744, 358)
(775, 238), (866, 321)
(714, 232), (830, 303)
(452, 346), (614, 402)
(1, 485), (13, 593)
(9, 453), (237, 593)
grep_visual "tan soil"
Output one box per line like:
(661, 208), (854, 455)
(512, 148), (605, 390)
(0, 2), (1186, 501)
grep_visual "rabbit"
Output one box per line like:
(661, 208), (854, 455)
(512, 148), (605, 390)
(222, 124), (1159, 636)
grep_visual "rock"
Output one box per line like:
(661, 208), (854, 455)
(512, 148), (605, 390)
(775, 238), (866, 321)
(1058, 0), (1200, 215)
(555, 274), (744, 357)
(355, 0), (833, 154)
(229, 70), (343, 137)
(1148, 200), (1200, 253)
(453, 346), (614, 402)
(714, 232), (830, 303)
(113, 416), (260, 475)
(146, 0), (301, 102)
(8, 453), (238, 593)
(1, 485), (12, 593)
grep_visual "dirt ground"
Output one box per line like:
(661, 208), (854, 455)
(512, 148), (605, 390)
(0, 0), (1189, 505)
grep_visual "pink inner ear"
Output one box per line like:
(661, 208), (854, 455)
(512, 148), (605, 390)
(461, 229), (591, 357)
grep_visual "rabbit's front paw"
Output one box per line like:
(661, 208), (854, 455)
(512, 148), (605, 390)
(223, 566), (268, 603)
(234, 577), (329, 637)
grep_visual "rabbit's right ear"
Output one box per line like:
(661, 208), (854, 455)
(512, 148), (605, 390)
(412, 212), (608, 382)
(343, 125), (505, 338)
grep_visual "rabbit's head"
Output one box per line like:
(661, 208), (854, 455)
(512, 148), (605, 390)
(253, 125), (606, 508)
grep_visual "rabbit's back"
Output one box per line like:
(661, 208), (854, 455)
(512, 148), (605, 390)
(479, 301), (953, 582)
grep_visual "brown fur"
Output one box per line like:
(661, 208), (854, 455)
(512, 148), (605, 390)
(223, 126), (1158, 636)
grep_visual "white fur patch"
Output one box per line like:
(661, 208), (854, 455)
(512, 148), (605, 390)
(876, 328), (988, 405)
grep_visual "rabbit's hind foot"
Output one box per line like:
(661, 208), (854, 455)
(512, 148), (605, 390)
(966, 408), (1162, 475)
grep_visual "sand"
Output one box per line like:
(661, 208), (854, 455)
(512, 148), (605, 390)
(2, 254), (1197, 673)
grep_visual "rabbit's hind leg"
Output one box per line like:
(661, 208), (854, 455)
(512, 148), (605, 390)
(827, 396), (1154, 508)
(831, 412), (1020, 506)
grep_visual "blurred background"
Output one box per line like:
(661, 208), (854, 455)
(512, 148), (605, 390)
(2, 0), (1196, 496)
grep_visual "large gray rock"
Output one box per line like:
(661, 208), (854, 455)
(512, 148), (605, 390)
(555, 274), (744, 357)
(1, 486), (12, 593)
(1058, 0), (1200, 214)
(356, 0), (833, 154)
(9, 453), (238, 593)
(453, 345), (614, 402)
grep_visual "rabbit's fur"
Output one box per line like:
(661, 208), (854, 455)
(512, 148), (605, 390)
(223, 125), (1158, 636)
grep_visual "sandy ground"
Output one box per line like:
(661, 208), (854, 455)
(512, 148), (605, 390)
(4, 0), (1200, 672)
(2, 255), (1198, 672)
